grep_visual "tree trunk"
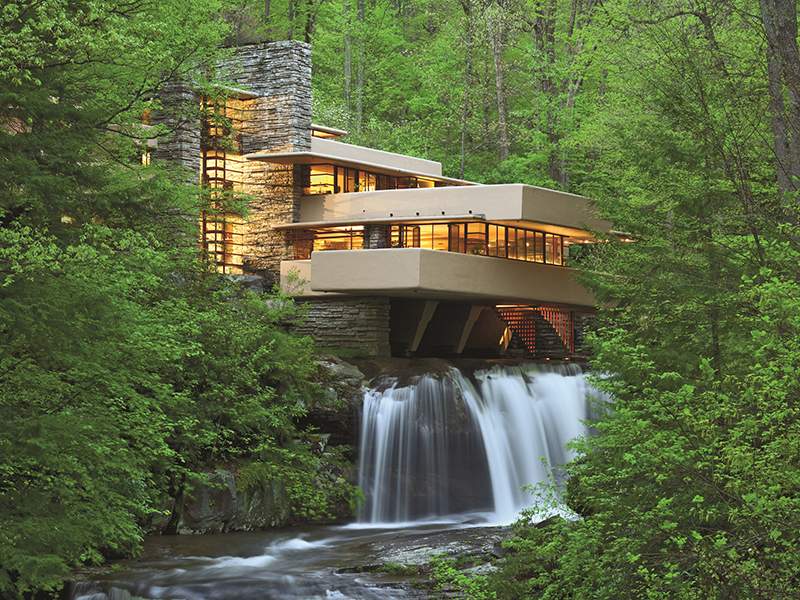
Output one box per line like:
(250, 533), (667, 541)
(533, 0), (567, 187)
(355, 0), (366, 134)
(460, 0), (475, 178)
(488, 4), (509, 161)
(287, 0), (295, 39)
(759, 0), (800, 196)
(304, 0), (317, 43)
(344, 1), (352, 113)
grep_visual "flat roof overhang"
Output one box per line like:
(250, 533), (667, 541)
(272, 213), (486, 230)
(245, 150), (474, 186)
(311, 123), (349, 137)
(297, 184), (611, 239)
(282, 248), (596, 308)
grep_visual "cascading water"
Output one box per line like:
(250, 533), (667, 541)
(357, 363), (592, 525)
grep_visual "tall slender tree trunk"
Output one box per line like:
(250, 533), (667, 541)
(304, 0), (317, 43)
(460, 0), (475, 178)
(287, 0), (295, 39)
(487, 4), (509, 161)
(355, 0), (366, 134)
(344, 1), (352, 113)
(759, 0), (800, 196)
(262, 0), (272, 40)
(534, 0), (567, 187)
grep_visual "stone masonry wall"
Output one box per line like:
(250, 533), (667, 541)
(364, 224), (391, 249)
(219, 41), (313, 285)
(295, 297), (392, 358)
(151, 82), (201, 180)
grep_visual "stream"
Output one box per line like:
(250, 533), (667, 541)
(71, 363), (593, 599)
(71, 518), (509, 599)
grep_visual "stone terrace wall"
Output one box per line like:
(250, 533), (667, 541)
(296, 297), (391, 358)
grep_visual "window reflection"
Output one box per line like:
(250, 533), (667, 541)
(301, 164), (453, 195)
(295, 221), (568, 266)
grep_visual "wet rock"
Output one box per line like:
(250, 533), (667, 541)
(347, 525), (512, 570)
(177, 468), (290, 534)
(463, 562), (499, 576)
(303, 355), (367, 446)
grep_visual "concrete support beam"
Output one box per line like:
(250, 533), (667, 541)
(409, 300), (439, 353)
(455, 306), (485, 354)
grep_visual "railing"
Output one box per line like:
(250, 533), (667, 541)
(495, 305), (575, 356)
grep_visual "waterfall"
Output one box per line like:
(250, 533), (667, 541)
(357, 363), (592, 525)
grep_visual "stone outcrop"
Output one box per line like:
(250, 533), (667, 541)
(304, 355), (367, 445)
(174, 468), (291, 534)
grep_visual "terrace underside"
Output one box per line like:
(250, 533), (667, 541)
(281, 249), (595, 359)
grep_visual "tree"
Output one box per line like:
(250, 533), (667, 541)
(486, 0), (800, 597)
(0, 2), (352, 595)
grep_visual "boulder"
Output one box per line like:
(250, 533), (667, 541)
(176, 468), (290, 534)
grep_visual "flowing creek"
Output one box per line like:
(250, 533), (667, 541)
(72, 363), (594, 599)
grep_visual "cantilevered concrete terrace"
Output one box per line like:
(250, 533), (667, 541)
(290, 184), (608, 239)
(281, 248), (596, 308)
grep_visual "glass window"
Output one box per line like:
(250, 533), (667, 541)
(534, 232), (545, 263)
(311, 227), (364, 252)
(304, 164), (336, 195)
(418, 224), (434, 249)
(516, 229), (526, 261)
(506, 228), (516, 259)
(545, 234), (562, 265)
(449, 223), (465, 253)
(400, 225), (421, 247)
(336, 166), (345, 193)
(432, 224), (449, 251)
(377, 174), (395, 190)
(466, 223), (486, 256)
(345, 168), (357, 192)
(487, 224), (499, 257)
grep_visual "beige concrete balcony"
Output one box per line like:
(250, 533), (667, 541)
(282, 248), (595, 307)
(296, 184), (609, 239)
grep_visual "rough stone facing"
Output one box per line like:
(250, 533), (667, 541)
(151, 81), (201, 180)
(217, 41), (312, 153)
(295, 297), (392, 358)
(364, 224), (391, 249)
(218, 41), (313, 285)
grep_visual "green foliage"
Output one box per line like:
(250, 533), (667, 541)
(0, 2), (347, 596)
(430, 555), (496, 600)
(485, 0), (800, 598)
(238, 443), (358, 522)
(379, 562), (421, 576)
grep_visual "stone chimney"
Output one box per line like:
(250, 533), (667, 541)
(155, 41), (313, 285)
(220, 41), (312, 284)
